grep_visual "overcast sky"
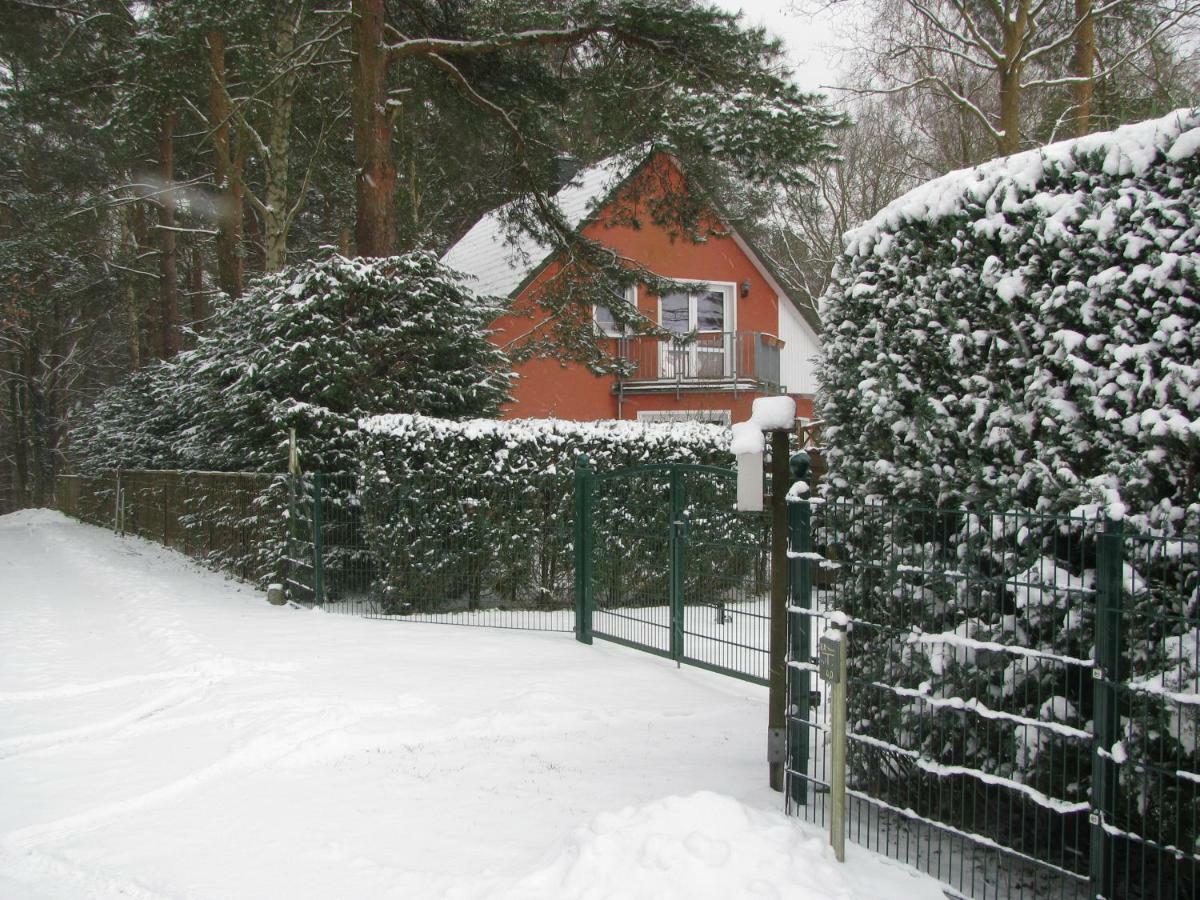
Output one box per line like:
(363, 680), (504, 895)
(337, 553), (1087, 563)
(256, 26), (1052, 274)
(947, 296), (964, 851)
(711, 0), (853, 95)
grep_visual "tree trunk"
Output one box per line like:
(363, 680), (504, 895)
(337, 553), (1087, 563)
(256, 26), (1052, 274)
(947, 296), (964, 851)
(996, 6), (1029, 158)
(262, 1), (301, 271)
(351, 0), (397, 258)
(120, 205), (143, 370)
(7, 351), (28, 508)
(208, 28), (244, 297)
(1072, 0), (1095, 138)
(22, 341), (50, 508)
(158, 109), (181, 358)
(244, 199), (265, 272)
(189, 246), (208, 328)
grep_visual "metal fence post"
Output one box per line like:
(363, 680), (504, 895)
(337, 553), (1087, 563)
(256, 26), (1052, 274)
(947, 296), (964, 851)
(1090, 516), (1123, 899)
(787, 494), (813, 807)
(573, 455), (593, 644)
(768, 428), (790, 791)
(311, 472), (325, 605)
(828, 622), (848, 863)
(669, 465), (685, 665)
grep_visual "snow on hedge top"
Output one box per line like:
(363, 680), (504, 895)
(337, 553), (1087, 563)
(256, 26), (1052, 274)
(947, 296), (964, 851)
(843, 108), (1200, 259)
(441, 152), (641, 300)
(361, 412), (730, 449)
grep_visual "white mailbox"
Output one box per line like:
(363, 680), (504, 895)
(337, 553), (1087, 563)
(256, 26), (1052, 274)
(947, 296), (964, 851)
(731, 421), (764, 512)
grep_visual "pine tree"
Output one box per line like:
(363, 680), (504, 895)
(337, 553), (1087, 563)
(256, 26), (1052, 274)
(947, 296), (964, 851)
(72, 253), (511, 476)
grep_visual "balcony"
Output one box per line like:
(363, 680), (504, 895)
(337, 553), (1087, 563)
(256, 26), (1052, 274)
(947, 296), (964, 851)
(613, 331), (784, 395)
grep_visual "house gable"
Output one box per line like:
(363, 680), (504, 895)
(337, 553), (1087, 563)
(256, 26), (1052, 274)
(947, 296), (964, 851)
(441, 150), (819, 421)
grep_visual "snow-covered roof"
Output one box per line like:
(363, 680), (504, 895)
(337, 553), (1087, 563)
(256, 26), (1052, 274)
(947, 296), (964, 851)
(441, 147), (821, 334)
(843, 107), (1200, 259)
(441, 152), (642, 299)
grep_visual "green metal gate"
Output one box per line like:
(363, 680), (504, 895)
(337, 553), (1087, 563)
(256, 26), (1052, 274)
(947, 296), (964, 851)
(785, 497), (1200, 900)
(574, 457), (773, 685)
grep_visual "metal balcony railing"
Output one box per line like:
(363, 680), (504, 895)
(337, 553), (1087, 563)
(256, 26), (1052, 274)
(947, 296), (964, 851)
(614, 331), (783, 389)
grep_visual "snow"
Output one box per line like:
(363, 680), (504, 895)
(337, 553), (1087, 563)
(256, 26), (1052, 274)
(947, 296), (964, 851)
(843, 107), (1199, 258)
(750, 396), (797, 430)
(0, 510), (943, 900)
(441, 152), (642, 300)
(730, 420), (765, 455)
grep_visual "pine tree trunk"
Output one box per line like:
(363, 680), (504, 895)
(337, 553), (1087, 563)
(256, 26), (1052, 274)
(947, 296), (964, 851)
(22, 341), (50, 508)
(189, 246), (208, 329)
(262, 1), (300, 271)
(120, 205), (143, 370)
(126, 282), (141, 370)
(351, 0), (397, 258)
(208, 28), (244, 297)
(129, 200), (153, 362)
(7, 351), (28, 507)
(158, 109), (181, 358)
(1072, 0), (1095, 138)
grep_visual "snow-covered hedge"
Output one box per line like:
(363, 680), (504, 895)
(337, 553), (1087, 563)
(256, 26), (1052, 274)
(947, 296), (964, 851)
(816, 111), (1200, 868)
(819, 108), (1200, 534)
(357, 414), (733, 612)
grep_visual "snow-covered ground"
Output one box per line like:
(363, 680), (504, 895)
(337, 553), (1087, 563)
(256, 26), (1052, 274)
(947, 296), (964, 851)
(0, 510), (944, 899)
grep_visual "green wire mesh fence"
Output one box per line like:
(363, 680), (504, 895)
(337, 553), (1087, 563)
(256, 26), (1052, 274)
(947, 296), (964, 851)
(578, 461), (773, 684)
(56, 470), (287, 585)
(284, 471), (577, 631)
(786, 497), (1199, 900)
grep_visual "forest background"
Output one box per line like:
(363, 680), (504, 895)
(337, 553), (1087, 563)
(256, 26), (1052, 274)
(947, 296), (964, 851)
(1, 0), (1196, 512)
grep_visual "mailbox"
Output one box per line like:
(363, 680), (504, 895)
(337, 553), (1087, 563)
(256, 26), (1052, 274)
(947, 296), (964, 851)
(732, 421), (764, 512)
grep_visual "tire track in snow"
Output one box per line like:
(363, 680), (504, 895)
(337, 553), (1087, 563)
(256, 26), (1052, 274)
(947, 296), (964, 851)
(0, 681), (210, 761)
(1, 703), (375, 852)
(0, 669), (192, 704)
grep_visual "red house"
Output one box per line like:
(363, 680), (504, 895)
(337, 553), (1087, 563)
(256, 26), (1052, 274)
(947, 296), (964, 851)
(442, 149), (820, 424)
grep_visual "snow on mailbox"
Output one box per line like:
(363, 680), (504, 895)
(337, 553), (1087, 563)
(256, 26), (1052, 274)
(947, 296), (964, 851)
(731, 397), (796, 512)
(731, 421), (765, 512)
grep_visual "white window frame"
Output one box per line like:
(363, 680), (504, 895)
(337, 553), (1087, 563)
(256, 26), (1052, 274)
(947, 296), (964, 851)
(656, 281), (737, 379)
(655, 281), (737, 336)
(593, 285), (638, 338)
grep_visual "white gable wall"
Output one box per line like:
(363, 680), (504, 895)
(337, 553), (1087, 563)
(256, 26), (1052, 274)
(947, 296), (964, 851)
(778, 300), (820, 396)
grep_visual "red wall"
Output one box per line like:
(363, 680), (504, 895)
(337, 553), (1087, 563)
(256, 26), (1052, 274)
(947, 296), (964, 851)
(489, 154), (784, 422)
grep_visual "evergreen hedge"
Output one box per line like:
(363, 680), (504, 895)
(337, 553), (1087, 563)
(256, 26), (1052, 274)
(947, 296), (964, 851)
(356, 414), (736, 612)
(819, 108), (1199, 534)
(815, 110), (1200, 875)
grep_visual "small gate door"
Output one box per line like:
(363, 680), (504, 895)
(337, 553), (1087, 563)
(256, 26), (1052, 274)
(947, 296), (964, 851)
(574, 460), (771, 685)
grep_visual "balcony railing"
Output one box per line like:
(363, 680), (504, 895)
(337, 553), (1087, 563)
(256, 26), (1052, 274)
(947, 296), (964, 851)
(614, 331), (783, 391)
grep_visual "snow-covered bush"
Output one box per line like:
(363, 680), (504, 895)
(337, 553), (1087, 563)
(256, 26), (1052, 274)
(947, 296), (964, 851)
(816, 110), (1200, 872)
(73, 253), (512, 475)
(357, 414), (733, 612)
(69, 254), (511, 586)
(819, 108), (1199, 534)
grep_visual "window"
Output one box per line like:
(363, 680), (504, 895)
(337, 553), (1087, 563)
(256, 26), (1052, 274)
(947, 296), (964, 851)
(657, 283), (736, 379)
(594, 286), (637, 337)
(636, 409), (732, 425)
(657, 285), (734, 336)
